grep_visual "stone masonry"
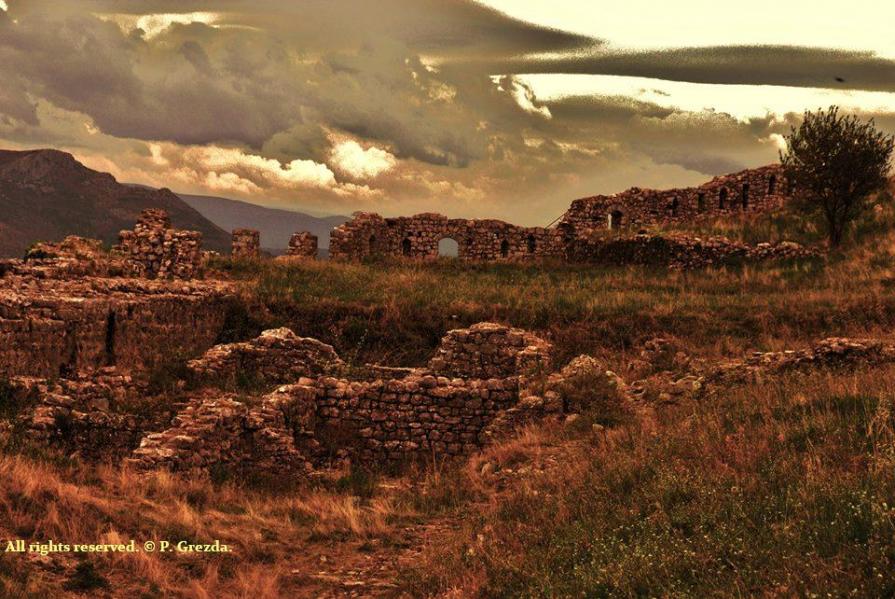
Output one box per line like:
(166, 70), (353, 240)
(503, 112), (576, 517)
(286, 232), (318, 258)
(428, 322), (553, 379)
(0, 275), (235, 378)
(114, 209), (203, 279)
(559, 165), (790, 236)
(187, 327), (345, 388)
(329, 212), (565, 262)
(328, 165), (807, 264)
(231, 228), (260, 259)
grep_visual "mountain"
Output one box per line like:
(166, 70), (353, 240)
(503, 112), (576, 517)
(0, 149), (231, 257)
(178, 193), (348, 251)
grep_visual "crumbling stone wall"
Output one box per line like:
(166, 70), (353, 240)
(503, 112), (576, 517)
(329, 212), (565, 262)
(187, 328), (345, 388)
(567, 233), (819, 269)
(428, 322), (553, 379)
(114, 209), (203, 279)
(286, 232), (318, 258)
(559, 165), (789, 236)
(231, 228), (260, 259)
(129, 391), (312, 476)
(0, 276), (235, 378)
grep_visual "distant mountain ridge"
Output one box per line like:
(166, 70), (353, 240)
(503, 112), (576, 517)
(0, 149), (231, 257)
(178, 193), (348, 250)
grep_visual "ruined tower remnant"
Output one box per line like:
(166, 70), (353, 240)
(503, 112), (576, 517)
(286, 232), (318, 258)
(114, 209), (203, 279)
(231, 228), (261, 260)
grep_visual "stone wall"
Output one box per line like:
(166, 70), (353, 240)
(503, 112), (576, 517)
(428, 322), (553, 379)
(286, 232), (318, 258)
(187, 328), (345, 388)
(567, 233), (820, 269)
(329, 212), (565, 262)
(559, 165), (789, 235)
(309, 374), (519, 462)
(231, 228), (260, 259)
(0, 276), (235, 378)
(114, 209), (203, 279)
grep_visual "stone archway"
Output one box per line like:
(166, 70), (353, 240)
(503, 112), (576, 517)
(608, 209), (623, 230)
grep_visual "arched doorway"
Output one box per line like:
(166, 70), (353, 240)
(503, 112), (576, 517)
(438, 237), (459, 257)
(608, 210), (623, 230)
(500, 239), (510, 258)
(767, 174), (777, 195)
(526, 234), (537, 254)
(401, 237), (412, 257)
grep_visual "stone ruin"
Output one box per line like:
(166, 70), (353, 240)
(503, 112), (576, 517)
(428, 322), (553, 379)
(286, 232), (318, 258)
(114, 208), (203, 279)
(231, 228), (260, 259)
(326, 165), (812, 266)
(558, 164), (789, 236)
(329, 212), (564, 262)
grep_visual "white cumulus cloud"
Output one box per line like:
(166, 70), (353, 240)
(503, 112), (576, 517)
(330, 140), (397, 179)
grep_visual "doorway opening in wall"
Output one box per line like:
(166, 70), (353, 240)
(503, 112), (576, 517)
(437, 237), (459, 257)
(608, 210), (623, 230)
(768, 174), (777, 195)
(719, 188), (728, 209)
(741, 183), (750, 209)
(697, 193), (706, 212)
(368, 234), (376, 254)
(500, 239), (510, 258)
(526, 234), (537, 253)
(401, 237), (411, 257)
(670, 197), (679, 217)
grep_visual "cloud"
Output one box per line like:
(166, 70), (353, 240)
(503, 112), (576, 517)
(330, 141), (397, 180)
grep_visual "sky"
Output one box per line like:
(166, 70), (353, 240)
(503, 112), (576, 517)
(1, 1), (894, 224)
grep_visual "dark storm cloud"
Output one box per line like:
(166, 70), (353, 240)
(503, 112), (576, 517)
(465, 45), (895, 93)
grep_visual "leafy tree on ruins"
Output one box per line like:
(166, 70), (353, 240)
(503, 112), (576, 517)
(780, 106), (894, 247)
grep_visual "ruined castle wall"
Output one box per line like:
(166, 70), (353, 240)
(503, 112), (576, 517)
(286, 232), (318, 258)
(114, 209), (203, 279)
(231, 228), (260, 259)
(0, 278), (235, 378)
(558, 165), (789, 235)
(329, 212), (565, 262)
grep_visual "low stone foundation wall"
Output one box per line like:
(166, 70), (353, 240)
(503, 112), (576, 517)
(568, 233), (819, 269)
(0, 276), (235, 378)
(428, 322), (553, 378)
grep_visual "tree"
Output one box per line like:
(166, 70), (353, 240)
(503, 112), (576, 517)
(780, 106), (894, 247)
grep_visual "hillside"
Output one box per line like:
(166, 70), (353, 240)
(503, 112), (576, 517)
(179, 193), (348, 251)
(0, 149), (231, 256)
